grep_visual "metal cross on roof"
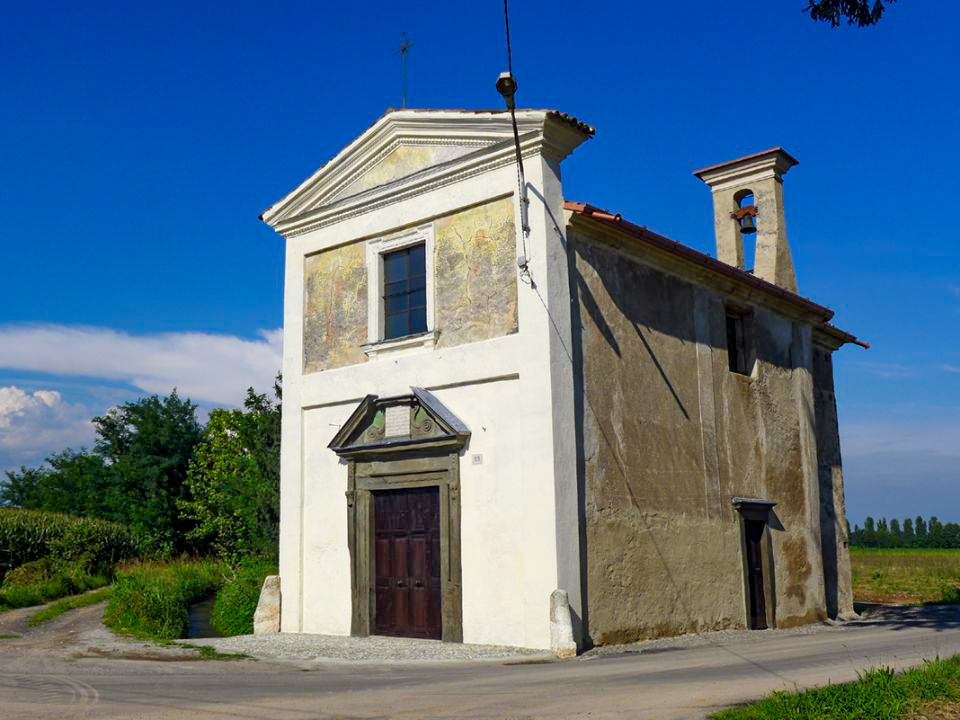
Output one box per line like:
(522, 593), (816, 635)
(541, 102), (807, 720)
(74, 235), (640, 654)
(396, 32), (414, 109)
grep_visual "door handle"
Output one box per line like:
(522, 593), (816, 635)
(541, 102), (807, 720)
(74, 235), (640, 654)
(396, 580), (405, 588)
(414, 580), (424, 588)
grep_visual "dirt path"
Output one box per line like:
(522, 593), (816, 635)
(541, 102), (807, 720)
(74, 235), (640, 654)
(0, 603), (39, 638)
(0, 601), (201, 662)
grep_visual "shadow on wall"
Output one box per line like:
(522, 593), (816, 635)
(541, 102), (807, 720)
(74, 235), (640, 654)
(527, 183), (751, 648)
(525, 184), (820, 648)
(564, 228), (811, 647)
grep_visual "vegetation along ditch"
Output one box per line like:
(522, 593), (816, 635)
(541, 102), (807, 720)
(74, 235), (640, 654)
(1, 383), (282, 640)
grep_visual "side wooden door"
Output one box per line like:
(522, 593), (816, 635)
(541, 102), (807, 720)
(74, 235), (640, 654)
(373, 487), (442, 639)
(744, 519), (768, 630)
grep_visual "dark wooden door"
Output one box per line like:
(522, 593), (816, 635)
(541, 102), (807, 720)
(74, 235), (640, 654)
(744, 520), (768, 630)
(373, 487), (442, 639)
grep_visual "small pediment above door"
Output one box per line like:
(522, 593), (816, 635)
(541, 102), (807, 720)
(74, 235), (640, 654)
(329, 387), (470, 457)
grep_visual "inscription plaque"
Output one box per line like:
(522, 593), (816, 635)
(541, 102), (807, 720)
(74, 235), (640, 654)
(384, 405), (409, 437)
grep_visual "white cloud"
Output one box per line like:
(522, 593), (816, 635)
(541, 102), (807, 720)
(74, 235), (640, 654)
(842, 417), (960, 458)
(850, 361), (916, 379)
(0, 324), (283, 406)
(0, 386), (95, 468)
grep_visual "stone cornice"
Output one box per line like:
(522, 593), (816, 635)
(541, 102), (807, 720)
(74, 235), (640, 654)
(693, 148), (797, 191)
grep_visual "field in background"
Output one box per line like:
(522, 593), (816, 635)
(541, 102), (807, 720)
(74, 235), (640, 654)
(852, 548), (960, 605)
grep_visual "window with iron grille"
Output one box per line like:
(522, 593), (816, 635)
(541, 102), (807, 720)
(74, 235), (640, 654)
(383, 244), (427, 340)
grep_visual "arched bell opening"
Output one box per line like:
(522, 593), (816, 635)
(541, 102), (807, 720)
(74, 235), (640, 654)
(732, 189), (758, 272)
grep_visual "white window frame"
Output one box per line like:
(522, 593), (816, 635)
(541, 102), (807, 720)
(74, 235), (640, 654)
(363, 223), (437, 359)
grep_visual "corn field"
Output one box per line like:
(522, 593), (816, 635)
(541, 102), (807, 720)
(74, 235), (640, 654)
(0, 508), (138, 581)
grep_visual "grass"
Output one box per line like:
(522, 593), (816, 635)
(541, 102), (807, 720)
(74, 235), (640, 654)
(852, 548), (960, 605)
(103, 558), (224, 642)
(29, 586), (113, 626)
(211, 557), (277, 636)
(0, 557), (110, 611)
(711, 656), (960, 719)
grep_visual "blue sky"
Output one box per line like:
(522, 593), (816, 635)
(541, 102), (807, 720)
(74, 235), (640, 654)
(0, 1), (957, 524)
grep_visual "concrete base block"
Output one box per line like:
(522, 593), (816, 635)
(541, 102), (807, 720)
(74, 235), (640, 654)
(253, 575), (281, 635)
(550, 589), (578, 658)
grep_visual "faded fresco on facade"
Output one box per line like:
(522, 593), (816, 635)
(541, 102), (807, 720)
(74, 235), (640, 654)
(434, 197), (518, 348)
(331, 144), (476, 203)
(303, 241), (367, 373)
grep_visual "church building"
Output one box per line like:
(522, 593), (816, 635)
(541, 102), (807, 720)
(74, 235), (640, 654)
(261, 108), (863, 650)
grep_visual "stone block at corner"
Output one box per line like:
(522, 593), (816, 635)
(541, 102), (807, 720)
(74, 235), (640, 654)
(254, 575), (281, 635)
(550, 589), (578, 658)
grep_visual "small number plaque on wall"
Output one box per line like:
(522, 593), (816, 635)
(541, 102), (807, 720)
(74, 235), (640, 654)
(384, 405), (409, 437)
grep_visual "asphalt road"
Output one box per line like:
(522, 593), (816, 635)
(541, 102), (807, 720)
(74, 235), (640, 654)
(2, 604), (960, 719)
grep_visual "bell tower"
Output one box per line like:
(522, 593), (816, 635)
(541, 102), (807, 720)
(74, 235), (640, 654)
(694, 148), (799, 292)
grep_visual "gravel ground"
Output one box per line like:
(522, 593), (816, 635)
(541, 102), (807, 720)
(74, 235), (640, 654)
(188, 632), (552, 664)
(181, 607), (902, 665)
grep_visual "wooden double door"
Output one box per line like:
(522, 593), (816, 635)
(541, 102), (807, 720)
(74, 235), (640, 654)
(373, 487), (442, 639)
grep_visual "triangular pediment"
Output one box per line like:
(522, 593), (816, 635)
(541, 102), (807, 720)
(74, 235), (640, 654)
(329, 387), (470, 457)
(325, 143), (480, 204)
(261, 109), (593, 236)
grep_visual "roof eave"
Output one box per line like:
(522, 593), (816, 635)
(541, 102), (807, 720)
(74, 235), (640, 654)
(565, 202), (833, 322)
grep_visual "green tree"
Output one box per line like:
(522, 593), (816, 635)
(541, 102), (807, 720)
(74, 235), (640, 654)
(1, 451), (115, 517)
(877, 518), (891, 547)
(944, 523), (960, 549)
(94, 390), (204, 554)
(916, 516), (928, 547)
(179, 381), (281, 565)
(902, 517), (914, 547)
(890, 518), (902, 547)
(1, 466), (49, 508)
(805, 0), (896, 27)
(863, 516), (877, 547)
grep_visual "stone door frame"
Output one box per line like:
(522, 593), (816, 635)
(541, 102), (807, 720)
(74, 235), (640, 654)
(346, 450), (463, 642)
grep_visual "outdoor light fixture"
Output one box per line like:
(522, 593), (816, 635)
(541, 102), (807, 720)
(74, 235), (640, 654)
(496, 71), (517, 110)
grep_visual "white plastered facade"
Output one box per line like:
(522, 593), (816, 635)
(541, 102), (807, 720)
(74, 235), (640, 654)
(263, 110), (591, 650)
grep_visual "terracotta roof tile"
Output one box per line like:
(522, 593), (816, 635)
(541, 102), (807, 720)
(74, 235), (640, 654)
(563, 201), (866, 349)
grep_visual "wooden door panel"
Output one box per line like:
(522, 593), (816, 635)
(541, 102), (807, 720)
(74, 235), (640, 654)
(375, 538), (390, 579)
(373, 487), (441, 640)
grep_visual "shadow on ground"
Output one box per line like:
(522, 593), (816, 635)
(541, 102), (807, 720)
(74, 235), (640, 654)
(853, 603), (960, 633)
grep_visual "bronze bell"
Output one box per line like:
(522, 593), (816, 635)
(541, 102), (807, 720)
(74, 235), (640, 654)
(738, 211), (757, 235)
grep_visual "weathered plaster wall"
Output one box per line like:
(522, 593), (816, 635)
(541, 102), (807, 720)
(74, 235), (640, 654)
(813, 344), (854, 617)
(711, 307), (826, 629)
(571, 228), (828, 645)
(435, 197), (518, 348)
(303, 242), (367, 373)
